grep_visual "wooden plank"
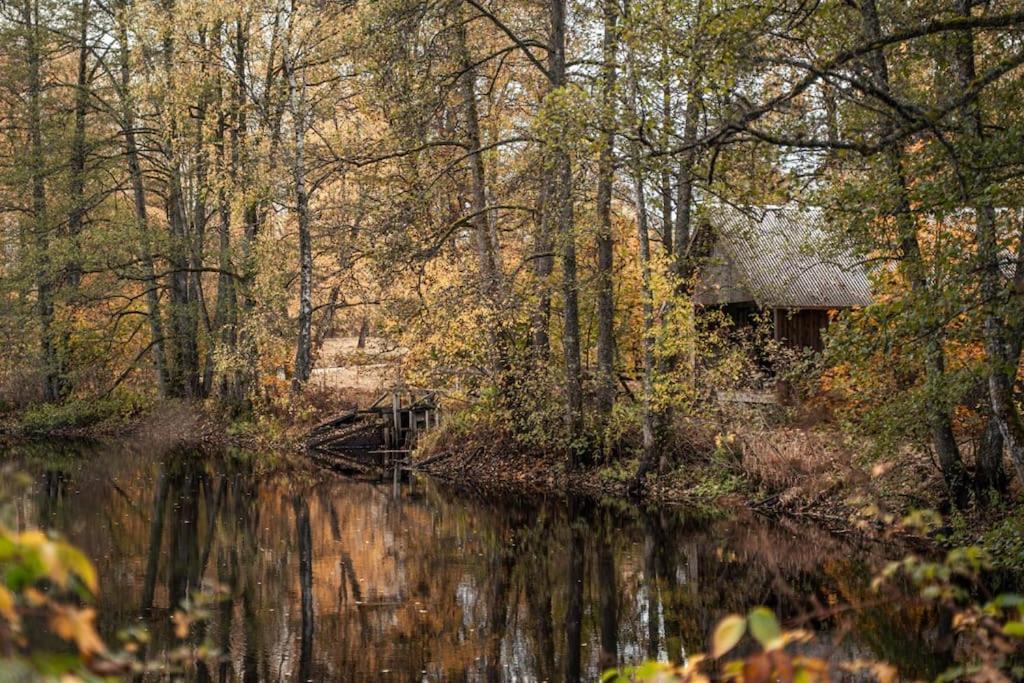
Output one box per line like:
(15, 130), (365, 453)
(308, 410), (358, 436)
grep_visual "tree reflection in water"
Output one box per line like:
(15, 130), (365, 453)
(7, 441), (952, 681)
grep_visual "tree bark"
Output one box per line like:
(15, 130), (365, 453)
(631, 141), (659, 488)
(532, 178), (554, 358)
(24, 0), (63, 402)
(207, 22), (239, 399)
(67, 0), (90, 292)
(672, 81), (699, 266)
(232, 17), (259, 406)
(287, 35), (314, 391)
(455, 13), (511, 388)
(456, 18), (500, 294)
(161, 0), (200, 398)
(595, 0), (619, 425)
(547, 0), (584, 462)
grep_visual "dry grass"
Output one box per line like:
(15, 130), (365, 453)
(732, 426), (862, 506)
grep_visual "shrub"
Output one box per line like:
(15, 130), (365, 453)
(17, 390), (151, 435)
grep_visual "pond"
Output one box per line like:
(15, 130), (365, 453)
(3, 440), (953, 681)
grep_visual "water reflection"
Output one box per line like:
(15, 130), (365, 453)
(5, 441), (951, 681)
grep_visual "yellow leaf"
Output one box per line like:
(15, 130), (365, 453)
(0, 585), (19, 627)
(172, 610), (191, 639)
(23, 587), (47, 607)
(17, 530), (47, 547)
(57, 542), (98, 594)
(49, 606), (106, 657)
(712, 614), (746, 658)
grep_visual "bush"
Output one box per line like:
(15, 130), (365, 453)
(16, 390), (151, 435)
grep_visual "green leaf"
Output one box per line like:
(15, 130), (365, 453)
(993, 594), (1024, 609)
(1003, 621), (1024, 638)
(634, 661), (667, 679)
(748, 607), (782, 649)
(712, 614), (746, 657)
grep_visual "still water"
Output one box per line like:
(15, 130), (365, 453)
(4, 440), (951, 681)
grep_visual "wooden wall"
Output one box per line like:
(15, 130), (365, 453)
(773, 308), (831, 351)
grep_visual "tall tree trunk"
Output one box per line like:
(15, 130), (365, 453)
(975, 242), (1024, 500)
(456, 19), (500, 293)
(659, 34), (673, 256)
(117, 0), (169, 395)
(25, 0), (62, 402)
(650, 75), (702, 456)
(628, 48), (666, 487)
(547, 0), (584, 463)
(191, 28), (213, 399)
(672, 81), (699, 265)
(287, 41), (314, 391)
(232, 17), (259, 407)
(953, 0), (1024, 489)
(532, 179), (554, 358)
(206, 22), (238, 399)
(631, 162), (659, 487)
(161, 0), (200, 398)
(859, 0), (970, 506)
(67, 0), (90, 292)
(455, 14), (510, 387)
(594, 0), (619, 427)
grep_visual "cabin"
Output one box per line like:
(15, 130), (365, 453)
(694, 205), (872, 352)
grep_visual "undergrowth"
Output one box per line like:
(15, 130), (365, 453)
(13, 390), (152, 435)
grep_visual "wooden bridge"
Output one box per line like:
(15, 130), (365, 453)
(306, 387), (440, 472)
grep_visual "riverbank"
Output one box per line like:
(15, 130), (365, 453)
(5, 391), (1020, 571)
(0, 383), (363, 451)
(412, 415), (1024, 568)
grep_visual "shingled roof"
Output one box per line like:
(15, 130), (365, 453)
(694, 205), (873, 309)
